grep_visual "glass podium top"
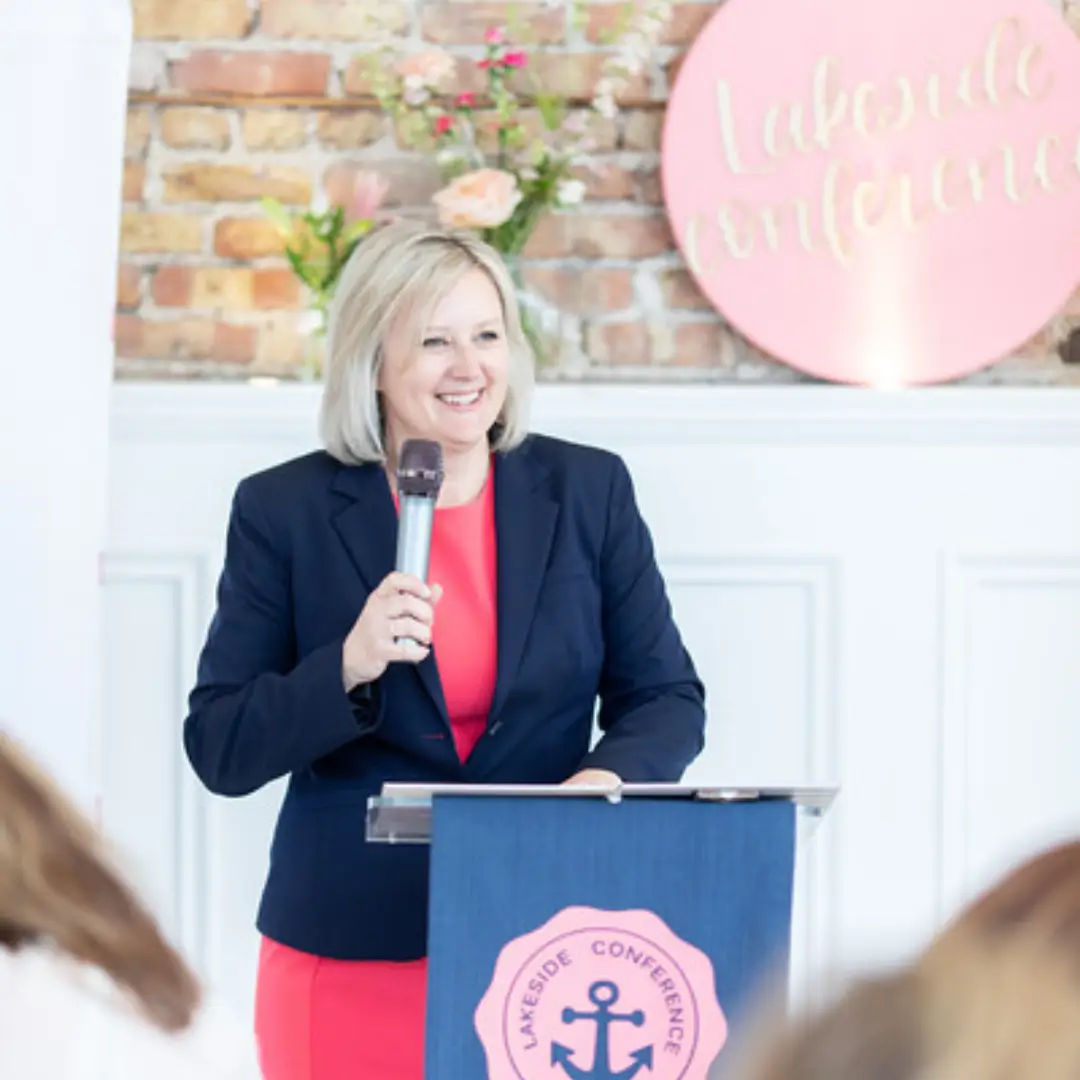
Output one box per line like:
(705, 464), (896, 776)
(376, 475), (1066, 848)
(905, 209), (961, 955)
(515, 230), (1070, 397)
(366, 782), (839, 844)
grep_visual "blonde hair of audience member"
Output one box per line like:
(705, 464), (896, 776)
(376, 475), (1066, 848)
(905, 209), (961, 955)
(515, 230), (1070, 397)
(0, 732), (200, 1031)
(318, 217), (534, 466)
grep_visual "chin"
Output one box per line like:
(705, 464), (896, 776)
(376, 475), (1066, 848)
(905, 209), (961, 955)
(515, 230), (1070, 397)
(437, 413), (499, 450)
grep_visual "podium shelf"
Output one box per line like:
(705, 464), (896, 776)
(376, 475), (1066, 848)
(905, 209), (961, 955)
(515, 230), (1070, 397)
(366, 782), (838, 844)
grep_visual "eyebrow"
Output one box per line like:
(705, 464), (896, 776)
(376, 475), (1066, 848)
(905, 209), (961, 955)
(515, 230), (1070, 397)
(424, 319), (502, 333)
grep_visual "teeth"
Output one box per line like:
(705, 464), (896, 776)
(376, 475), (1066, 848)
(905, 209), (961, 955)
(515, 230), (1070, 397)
(439, 391), (481, 405)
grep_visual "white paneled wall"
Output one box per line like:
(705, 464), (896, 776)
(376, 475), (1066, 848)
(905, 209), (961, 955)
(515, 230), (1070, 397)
(105, 382), (1080, 1019)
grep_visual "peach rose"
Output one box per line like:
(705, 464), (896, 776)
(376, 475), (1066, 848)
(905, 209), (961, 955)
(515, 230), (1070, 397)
(396, 49), (456, 87)
(432, 169), (523, 229)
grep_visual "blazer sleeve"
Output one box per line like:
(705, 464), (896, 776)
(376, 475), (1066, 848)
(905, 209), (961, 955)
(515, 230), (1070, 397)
(576, 456), (706, 782)
(183, 479), (378, 797)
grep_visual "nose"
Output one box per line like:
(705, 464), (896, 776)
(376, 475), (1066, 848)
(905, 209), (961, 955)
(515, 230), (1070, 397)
(448, 341), (483, 379)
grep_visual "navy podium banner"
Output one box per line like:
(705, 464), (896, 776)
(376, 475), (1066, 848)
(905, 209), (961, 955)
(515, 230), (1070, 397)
(414, 792), (805, 1080)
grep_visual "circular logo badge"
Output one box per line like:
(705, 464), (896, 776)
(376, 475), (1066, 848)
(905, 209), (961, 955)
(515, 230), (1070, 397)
(662, 0), (1080, 385)
(475, 907), (727, 1080)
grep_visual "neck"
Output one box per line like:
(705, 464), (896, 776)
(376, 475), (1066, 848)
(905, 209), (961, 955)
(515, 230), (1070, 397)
(388, 439), (490, 508)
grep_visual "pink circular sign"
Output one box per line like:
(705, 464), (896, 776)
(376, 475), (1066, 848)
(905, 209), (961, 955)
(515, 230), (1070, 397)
(474, 907), (727, 1080)
(662, 0), (1080, 385)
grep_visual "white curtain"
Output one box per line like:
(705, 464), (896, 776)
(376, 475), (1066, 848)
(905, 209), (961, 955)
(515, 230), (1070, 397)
(0, 3), (132, 807)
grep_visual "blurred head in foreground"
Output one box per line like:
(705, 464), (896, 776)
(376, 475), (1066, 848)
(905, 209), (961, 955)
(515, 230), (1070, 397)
(721, 839), (1080, 1080)
(0, 732), (200, 1032)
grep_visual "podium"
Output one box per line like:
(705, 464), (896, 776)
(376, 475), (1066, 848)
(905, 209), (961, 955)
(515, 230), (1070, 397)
(367, 783), (836, 1080)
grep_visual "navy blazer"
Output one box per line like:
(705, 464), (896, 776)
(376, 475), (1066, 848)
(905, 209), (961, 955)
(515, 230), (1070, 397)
(184, 434), (705, 961)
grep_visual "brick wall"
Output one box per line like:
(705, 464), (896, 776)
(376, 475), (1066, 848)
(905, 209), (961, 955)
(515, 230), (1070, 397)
(117, 0), (1080, 383)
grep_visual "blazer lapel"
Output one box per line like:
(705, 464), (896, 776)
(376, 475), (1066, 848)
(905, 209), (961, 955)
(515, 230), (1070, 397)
(330, 462), (450, 728)
(488, 445), (559, 726)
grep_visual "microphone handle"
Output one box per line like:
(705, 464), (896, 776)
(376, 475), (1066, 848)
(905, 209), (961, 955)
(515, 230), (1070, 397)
(394, 494), (436, 647)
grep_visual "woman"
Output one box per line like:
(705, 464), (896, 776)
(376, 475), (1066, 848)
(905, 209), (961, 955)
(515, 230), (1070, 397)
(0, 732), (260, 1080)
(183, 218), (707, 1080)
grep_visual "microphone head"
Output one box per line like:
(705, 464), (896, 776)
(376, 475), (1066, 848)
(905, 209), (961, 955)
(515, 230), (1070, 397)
(396, 439), (444, 498)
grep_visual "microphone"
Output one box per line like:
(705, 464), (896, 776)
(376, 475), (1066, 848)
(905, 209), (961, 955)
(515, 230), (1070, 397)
(394, 439), (444, 648)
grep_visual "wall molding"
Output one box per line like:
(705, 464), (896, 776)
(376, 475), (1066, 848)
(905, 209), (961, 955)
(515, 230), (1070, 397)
(937, 554), (1080, 919)
(111, 382), (1080, 449)
(100, 552), (209, 968)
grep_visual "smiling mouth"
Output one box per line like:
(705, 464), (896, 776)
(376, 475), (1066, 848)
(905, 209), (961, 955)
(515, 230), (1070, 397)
(437, 389), (484, 408)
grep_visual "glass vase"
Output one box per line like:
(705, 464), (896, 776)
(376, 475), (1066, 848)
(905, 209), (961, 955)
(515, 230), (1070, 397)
(503, 254), (584, 372)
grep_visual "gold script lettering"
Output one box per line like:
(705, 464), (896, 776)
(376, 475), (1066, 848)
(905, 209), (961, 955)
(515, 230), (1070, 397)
(763, 105), (787, 159)
(852, 178), (887, 234)
(718, 203), (756, 257)
(821, 161), (854, 264)
(716, 82), (773, 175)
(982, 18), (1022, 107)
(930, 158), (964, 213)
(1033, 134), (1060, 194)
(852, 83), (877, 137)
(1017, 42), (1054, 102)
(681, 214), (712, 277)
(811, 57), (847, 150)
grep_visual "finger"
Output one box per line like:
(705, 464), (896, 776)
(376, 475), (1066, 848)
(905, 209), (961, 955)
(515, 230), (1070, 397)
(430, 583), (444, 605)
(389, 616), (431, 645)
(378, 572), (431, 600)
(387, 637), (430, 665)
(382, 594), (435, 625)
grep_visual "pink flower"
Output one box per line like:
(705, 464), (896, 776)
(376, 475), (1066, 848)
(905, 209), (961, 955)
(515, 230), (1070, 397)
(455, 91), (476, 108)
(502, 51), (528, 68)
(432, 168), (522, 229)
(396, 49), (456, 87)
(326, 169), (389, 222)
(433, 114), (453, 136)
(477, 58), (493, 70)
(483, 26), (506, 44)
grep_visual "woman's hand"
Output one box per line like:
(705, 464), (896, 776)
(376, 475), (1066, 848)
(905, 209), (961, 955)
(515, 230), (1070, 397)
(562, 768), (622, 789)
(342, 572), (442, 691)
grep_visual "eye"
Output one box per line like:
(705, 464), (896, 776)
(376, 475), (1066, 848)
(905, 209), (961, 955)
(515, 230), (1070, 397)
(478, 330), (501, 342)
(422, 336), (449, 348)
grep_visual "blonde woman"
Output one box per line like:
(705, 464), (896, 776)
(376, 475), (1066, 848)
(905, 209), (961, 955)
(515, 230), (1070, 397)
(184, 218), (706, 1079)
(0, 733), (260, 1080)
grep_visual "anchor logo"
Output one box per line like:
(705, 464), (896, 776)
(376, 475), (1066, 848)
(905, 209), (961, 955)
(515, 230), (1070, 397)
(551, 980), (654, 1080)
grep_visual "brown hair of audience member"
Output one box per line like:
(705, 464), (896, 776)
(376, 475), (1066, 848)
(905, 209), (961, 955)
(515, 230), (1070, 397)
(715, 970), (924, 1080)
(929, 839), (1080, 954)
(0, 732), (201, 1032)
(725, 841), (1080, 1080)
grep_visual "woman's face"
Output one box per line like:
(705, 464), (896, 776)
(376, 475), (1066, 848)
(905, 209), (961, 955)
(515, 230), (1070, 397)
(379, 268), (510, 460)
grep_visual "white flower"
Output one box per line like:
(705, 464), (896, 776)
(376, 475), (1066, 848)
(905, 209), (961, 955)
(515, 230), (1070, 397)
(594, 77), (616, 99)
(593, 94), (617, 119)
(556, 178), (587, 206)
(436, 149), (460, 166)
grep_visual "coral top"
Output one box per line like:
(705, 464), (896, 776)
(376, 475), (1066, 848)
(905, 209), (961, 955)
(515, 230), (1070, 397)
(426, 464), (498, 761)
(255, 464), (498, 1080)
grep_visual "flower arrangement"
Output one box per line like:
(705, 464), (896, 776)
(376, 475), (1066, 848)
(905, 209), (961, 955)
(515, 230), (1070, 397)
(366, 1), (672, 257)
(362, 1), (673, 358)
(262, 1), (672, 373)
(261, 170), (390, 375)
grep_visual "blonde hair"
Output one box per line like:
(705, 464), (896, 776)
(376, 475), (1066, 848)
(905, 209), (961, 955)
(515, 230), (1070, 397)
(319, 217), (535, 465)
(0, 732), (201, 1033)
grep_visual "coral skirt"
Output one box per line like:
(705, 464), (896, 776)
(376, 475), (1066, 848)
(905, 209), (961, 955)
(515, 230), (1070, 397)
(255, 937), (427, 1080)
